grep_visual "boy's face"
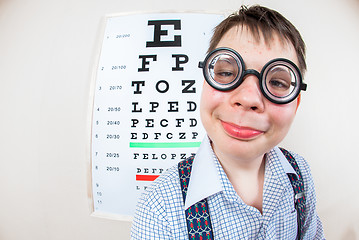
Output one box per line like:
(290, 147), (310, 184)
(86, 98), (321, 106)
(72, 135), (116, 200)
(200, 26), (299, 162)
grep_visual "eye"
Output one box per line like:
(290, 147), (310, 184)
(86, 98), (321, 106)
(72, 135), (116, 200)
(215, 69), (234, 77)
(210, 56), (238, 84)
(213, 67), (237, 84)
(268, 78), (290, 89)
(265, 66), (295, 96)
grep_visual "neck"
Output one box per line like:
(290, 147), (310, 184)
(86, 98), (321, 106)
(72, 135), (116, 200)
(213, 143), (266, 173)
(213, 145), (266, 213)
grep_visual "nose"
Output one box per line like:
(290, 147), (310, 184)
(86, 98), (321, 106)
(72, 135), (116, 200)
(229, 74), (265, 112)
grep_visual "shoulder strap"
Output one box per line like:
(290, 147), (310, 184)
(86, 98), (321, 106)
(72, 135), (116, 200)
(280, 148), (306, 240)
(178, 156), (214, 240)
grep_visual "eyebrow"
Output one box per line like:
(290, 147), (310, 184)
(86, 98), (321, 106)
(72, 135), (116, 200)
(269, 66), (291, 74)
(217, 56), (238, 65)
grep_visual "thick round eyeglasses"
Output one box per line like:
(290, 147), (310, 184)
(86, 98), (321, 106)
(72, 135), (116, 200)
(198, 47), (307, 104)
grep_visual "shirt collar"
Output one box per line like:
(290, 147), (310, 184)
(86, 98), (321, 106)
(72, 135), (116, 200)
(273, 146), (298, 177)
(184, 136), (222, 209)
(184, 136), (297, 209)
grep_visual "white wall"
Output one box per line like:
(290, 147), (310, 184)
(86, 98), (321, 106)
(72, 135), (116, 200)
(0, 0), (358, 239)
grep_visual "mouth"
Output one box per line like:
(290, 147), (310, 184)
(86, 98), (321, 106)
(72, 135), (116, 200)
(220, 121), (264, 140)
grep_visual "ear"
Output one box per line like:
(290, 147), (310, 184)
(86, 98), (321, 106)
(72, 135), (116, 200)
(295, 94), (301, 112)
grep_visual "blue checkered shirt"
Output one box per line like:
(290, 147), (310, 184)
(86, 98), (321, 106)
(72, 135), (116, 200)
(131, 137), (325, 239)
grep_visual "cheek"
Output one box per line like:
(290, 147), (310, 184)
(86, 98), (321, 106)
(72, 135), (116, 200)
(200, 83), (227, 127)
(200, 82), (226, 111)
(268, 102), (297, 131)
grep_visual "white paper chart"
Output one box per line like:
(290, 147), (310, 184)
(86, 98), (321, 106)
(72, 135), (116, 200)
(91, 12), (224, 218)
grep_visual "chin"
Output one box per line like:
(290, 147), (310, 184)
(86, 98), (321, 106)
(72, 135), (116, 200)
(212, 135), (267, 161)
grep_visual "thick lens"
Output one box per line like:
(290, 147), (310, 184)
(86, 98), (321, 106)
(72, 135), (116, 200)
(261, 59), (303, 104)
(209, 54), (239, 85)
(265, 65), (296, 97)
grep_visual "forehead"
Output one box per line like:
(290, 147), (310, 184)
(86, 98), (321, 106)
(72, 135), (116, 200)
(215, 26), (299, 67)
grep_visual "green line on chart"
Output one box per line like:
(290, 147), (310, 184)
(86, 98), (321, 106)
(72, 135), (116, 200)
(129, 142), (201, 148)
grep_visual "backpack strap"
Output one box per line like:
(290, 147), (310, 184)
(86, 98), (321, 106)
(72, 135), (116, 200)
(279, 148), (306, 240)
(178, 156), (214, 240)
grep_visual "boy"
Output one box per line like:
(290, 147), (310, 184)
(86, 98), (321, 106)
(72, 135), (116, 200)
(131, 5), (324, 239)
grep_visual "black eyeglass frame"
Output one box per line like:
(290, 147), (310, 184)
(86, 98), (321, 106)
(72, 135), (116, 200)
(198, 47), (307, 104)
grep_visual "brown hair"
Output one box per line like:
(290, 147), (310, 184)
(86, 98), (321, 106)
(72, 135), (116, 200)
(209, 5), (307, 74)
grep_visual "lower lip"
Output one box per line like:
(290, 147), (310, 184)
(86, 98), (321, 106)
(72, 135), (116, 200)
(221, 121), (263, 140)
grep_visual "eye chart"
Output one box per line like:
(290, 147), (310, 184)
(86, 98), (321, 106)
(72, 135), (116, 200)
(90, 12), (223, 219)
